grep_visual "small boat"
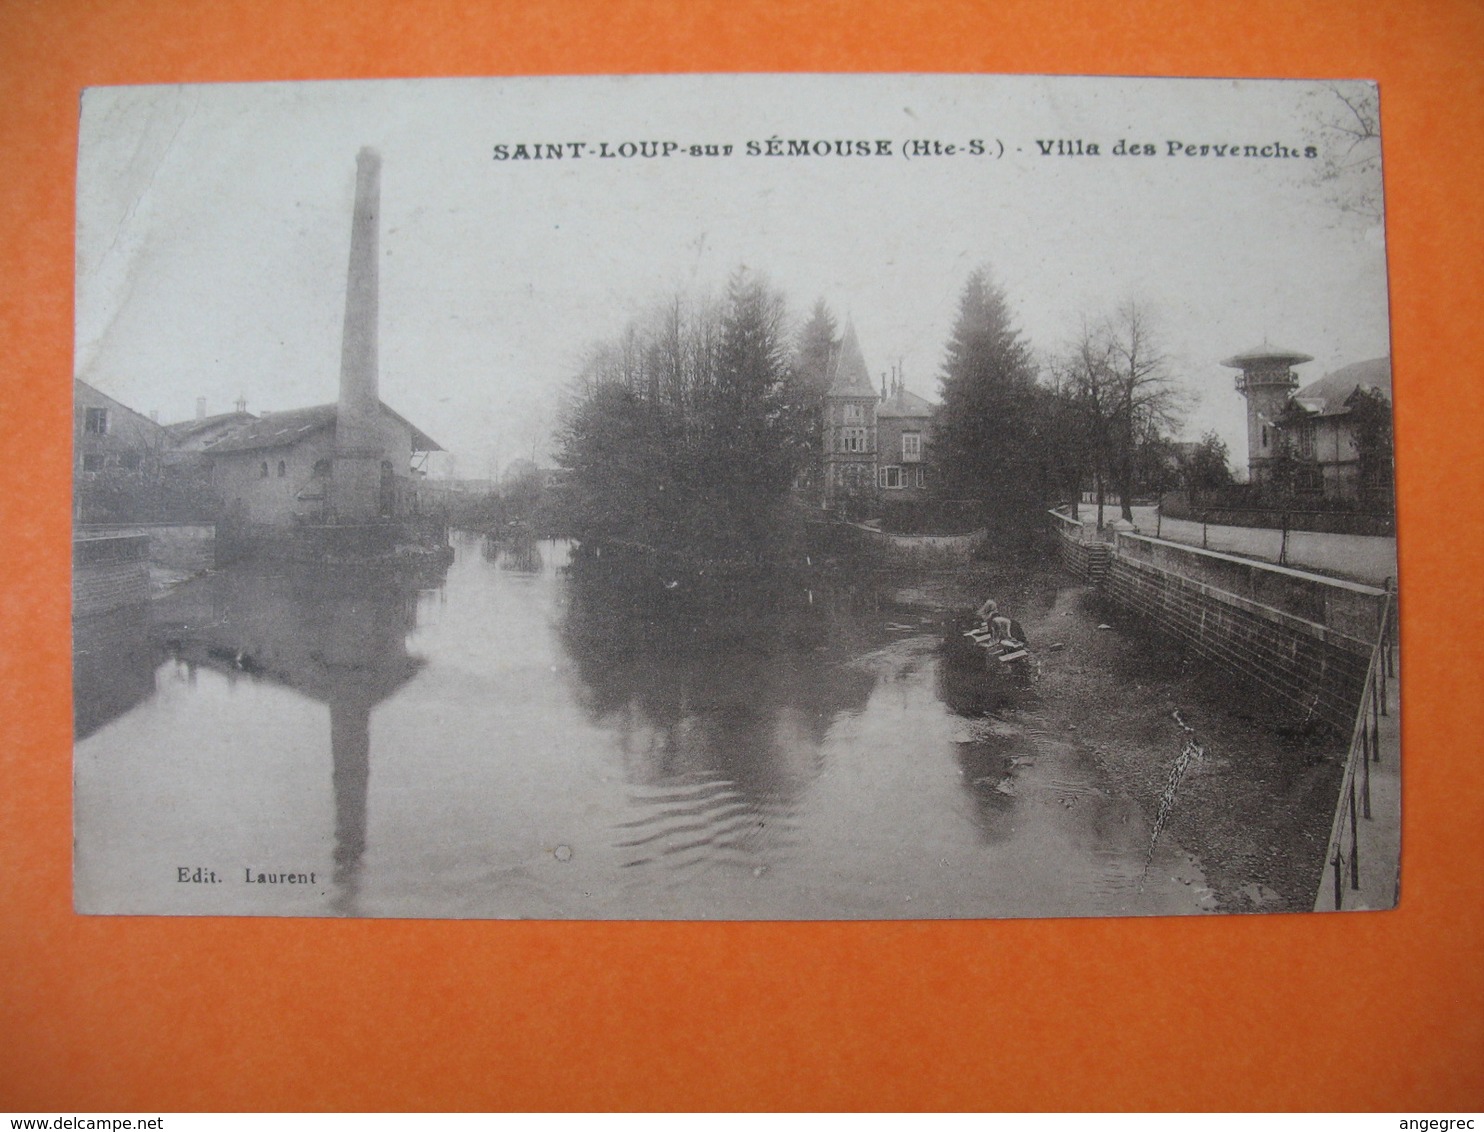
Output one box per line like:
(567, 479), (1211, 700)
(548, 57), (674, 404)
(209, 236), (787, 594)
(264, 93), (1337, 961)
(941, 613), (1036, 679)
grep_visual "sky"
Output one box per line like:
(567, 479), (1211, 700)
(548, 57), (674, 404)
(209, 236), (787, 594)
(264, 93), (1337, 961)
(74, 74), (1391, 478)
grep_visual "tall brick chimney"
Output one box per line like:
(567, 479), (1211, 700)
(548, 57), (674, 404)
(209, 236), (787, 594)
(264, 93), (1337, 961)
(332, 147), (385, 523)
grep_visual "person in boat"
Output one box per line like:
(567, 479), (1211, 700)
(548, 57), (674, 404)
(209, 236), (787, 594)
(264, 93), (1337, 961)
(973, 597), (1027, 647)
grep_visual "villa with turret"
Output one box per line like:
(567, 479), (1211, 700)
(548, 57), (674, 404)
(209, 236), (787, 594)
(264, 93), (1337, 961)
(1225, 344), (1393, 504)
(819, 320), (937, 511)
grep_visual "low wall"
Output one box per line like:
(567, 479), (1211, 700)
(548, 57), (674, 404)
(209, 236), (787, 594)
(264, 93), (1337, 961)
(1105, 534), (1387, 731)
(73, 534), (150, 619)
(1114, 533), (1385, 643)
(79, 523), (215, 573)
(1162, 494), (1395, 537)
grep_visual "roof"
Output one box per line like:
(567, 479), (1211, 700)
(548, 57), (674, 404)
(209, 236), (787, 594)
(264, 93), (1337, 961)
(877, 386), (935, 418)
(204, 401), (443, 454)
(73, 379), (165, 432)
(1289, 356), (1392, 417)
(827, 320), (877, 397)
(1220, 343), (1314, 368)
(164, 411), (257, 443)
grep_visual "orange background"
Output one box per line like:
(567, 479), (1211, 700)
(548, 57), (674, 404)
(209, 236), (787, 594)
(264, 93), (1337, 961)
(2, 0), (1482, 1112)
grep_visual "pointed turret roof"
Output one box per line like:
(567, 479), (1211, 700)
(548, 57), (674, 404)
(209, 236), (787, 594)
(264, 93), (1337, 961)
(828, 320), (877, 397)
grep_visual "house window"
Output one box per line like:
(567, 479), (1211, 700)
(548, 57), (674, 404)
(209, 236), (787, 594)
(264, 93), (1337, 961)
(881, 465), (903, 489)
(914, 466), (926, 488)
(119, 452), (142, 471)
(259, 461), (269, 479)
(902, 432), (922, 462)
(1261, 425), (1269, 449)
(842, 427), (867, 453)
(1296, 425), (1315, 460)
(84, 407), (109, 435)
(844, 403), (864, 423)
(277, 459), (287, 478)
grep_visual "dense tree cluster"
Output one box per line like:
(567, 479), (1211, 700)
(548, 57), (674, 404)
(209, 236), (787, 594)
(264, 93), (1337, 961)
(929, 273), (1191, 538)
(558, 262), (1219, 558)
(557, 269), (812, 558)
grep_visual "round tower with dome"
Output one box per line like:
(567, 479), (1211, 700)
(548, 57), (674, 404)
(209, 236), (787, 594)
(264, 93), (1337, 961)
(1222, 343), (1313, 484)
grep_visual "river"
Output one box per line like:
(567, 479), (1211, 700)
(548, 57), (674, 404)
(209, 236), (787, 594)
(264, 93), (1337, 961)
(73, 532), (1223, 919)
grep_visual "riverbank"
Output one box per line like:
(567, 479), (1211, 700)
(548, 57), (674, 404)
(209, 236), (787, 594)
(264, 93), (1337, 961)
(1031, 584), (1343, 912)
(880, 556), (1345, 913)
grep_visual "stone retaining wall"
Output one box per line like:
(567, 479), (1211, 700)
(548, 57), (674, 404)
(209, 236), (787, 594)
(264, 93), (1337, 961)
(79, 523), (215, 573)
(1103, 549), (1375, 731)
(1114, 533), (1384, 642)
(1048, 511), (1389, 731)
(73, 535), (150, 619)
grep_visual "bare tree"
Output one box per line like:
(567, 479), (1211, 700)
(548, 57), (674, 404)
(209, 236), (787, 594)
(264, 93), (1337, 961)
(1055, 303), (1184, 526)
(1104, 302), (1184, 521)
(1308, 81), (1383, 225)
(1049, 322), (1117, 528)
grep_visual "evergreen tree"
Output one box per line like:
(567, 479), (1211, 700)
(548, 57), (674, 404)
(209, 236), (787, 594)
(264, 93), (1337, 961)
(788, 298), (840, 494)
(931, 270), (1043, 542)
(795, 299), (839, 396)
(557, 268), (808, 559)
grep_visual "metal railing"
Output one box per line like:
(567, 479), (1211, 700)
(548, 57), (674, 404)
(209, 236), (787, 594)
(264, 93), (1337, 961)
(1321, 581), (1398, 910)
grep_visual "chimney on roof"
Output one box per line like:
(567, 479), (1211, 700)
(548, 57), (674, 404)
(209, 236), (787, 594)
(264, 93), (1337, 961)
(332, 147), (386, 523)
(235, 394), (247, 414)
(196, 397), (206, 420)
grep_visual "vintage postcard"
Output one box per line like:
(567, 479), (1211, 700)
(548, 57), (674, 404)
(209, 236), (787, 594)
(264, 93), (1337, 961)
(72, 74), (1397, 919)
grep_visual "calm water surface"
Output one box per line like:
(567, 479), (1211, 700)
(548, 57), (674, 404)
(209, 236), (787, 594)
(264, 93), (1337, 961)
(74, 533), (1211, 918)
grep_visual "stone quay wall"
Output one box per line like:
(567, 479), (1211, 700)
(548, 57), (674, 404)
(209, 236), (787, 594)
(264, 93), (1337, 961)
(73, 534), (151, 619)
(1049, 511), (1389, 732)
(79, 523), (216, 574)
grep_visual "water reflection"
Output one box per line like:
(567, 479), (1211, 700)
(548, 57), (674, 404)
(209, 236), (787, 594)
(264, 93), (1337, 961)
(489, 533), (544, 573)
(74, 535), (1212, 919)
(150, 557), (448, 914)
(560, 557), (878, 876)
(74, 603), (159, 741)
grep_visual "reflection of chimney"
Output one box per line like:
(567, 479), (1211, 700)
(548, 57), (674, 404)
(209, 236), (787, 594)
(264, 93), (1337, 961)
(196, 397), (206, 420)
(330, 697), (371, 915)
(333, 147), (385, 523)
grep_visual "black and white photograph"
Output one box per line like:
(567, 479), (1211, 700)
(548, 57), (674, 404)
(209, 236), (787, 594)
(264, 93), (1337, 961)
(71, 74), (1398, 920)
